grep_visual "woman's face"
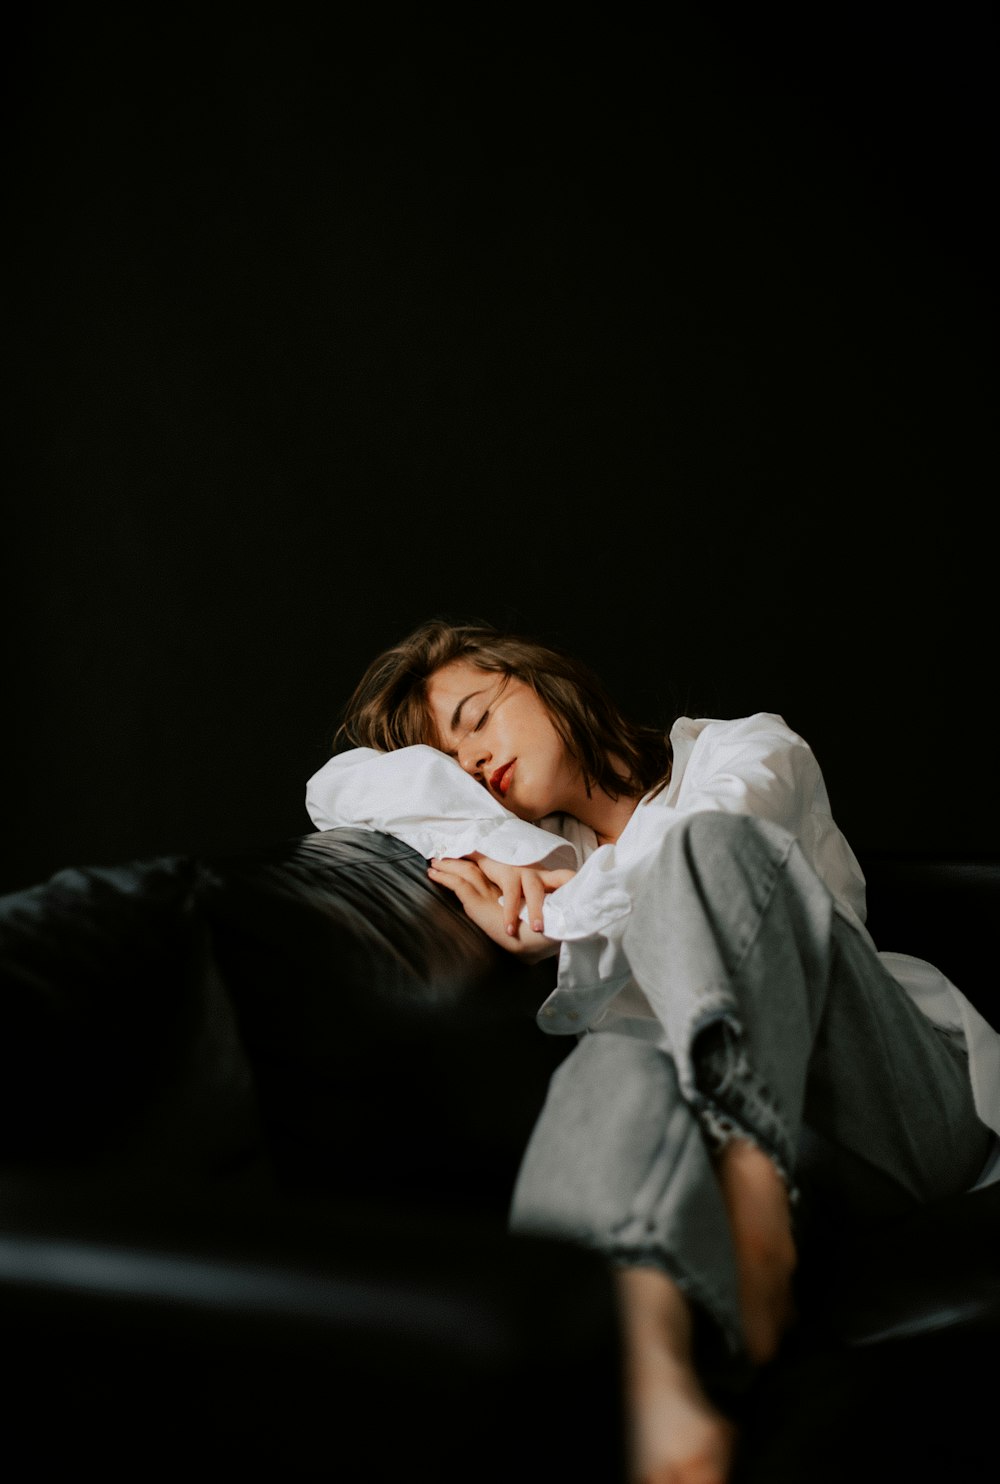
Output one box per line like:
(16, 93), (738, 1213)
(424, 659), (580, 821)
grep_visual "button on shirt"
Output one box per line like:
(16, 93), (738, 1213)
(305, 712), (1000, 1181)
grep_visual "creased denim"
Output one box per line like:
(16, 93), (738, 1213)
(509, 813), (991, 1358)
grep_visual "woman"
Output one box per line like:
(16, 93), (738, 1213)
(305, 619), (1000, 1484)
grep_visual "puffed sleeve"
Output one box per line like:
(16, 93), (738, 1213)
(305, 744), (577, 869)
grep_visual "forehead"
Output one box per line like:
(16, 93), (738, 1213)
(424, 659), (496, 735)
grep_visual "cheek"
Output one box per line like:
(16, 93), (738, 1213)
(543, 732), (570, 778)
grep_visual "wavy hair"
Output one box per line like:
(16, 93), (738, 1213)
(334, 619), (673, 801)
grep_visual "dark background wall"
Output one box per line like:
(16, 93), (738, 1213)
(4, 5), (996, 895)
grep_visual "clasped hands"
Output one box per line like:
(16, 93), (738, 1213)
(427, 851), (576, 961)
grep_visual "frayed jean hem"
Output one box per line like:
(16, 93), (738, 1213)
(693, 1019), (800, 1201)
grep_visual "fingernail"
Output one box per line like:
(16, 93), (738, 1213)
(507, 924), (516, 936)
(533, 919), (543, 932)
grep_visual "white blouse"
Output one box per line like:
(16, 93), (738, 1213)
(306, 713), (1000, 1186)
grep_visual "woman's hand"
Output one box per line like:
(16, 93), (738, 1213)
(427, 853), (575, 961)
(467, 853), (577, 935)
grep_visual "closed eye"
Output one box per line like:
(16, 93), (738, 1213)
(473, 710), (490, 731)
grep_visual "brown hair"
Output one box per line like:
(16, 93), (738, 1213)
(335, 619), (673, 801)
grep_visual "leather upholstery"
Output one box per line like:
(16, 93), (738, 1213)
(1, 831), (998, 1479)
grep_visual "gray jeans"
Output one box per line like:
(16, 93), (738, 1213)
(509, 813), (991, 1359)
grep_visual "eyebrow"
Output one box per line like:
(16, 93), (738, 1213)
(450, 690), (486, 733)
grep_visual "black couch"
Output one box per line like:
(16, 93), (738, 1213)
(2, 830), (998, 1481)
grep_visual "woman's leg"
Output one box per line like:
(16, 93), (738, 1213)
(616, 1265), (737, 1484)
(617, 812), (990, 1211)
(510, 1030), (742, 1484)
(511, 812), (991, 1481)
(712, 1137), (797, 1367)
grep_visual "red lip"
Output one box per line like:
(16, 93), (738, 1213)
(490, 761), (515, 795)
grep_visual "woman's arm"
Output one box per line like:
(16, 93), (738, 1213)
(306, 746), (581, 956)
(305, 745), (577, 869)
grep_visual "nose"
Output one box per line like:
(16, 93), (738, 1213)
(457, 735), (491, 778)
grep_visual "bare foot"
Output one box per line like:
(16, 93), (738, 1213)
(616, 1266), (737, 1484)
(716, 1139), (797, 1365)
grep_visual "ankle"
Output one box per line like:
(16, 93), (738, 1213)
(719, 1140), (796, 1261)
(615, 1265), (696, 1359)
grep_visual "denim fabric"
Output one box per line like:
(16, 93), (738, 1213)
(509, 813), (991, 1359)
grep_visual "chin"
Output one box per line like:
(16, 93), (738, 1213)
(517, 801), (552, 825)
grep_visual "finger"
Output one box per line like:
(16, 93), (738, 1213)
(427, 863), (462, 896)
(431, 856), (483, 880)
(429, 859), (491, 898)
(428, 860), (473, 890)
(501, 871), (524, 936)
(523, 872), (546, 934)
